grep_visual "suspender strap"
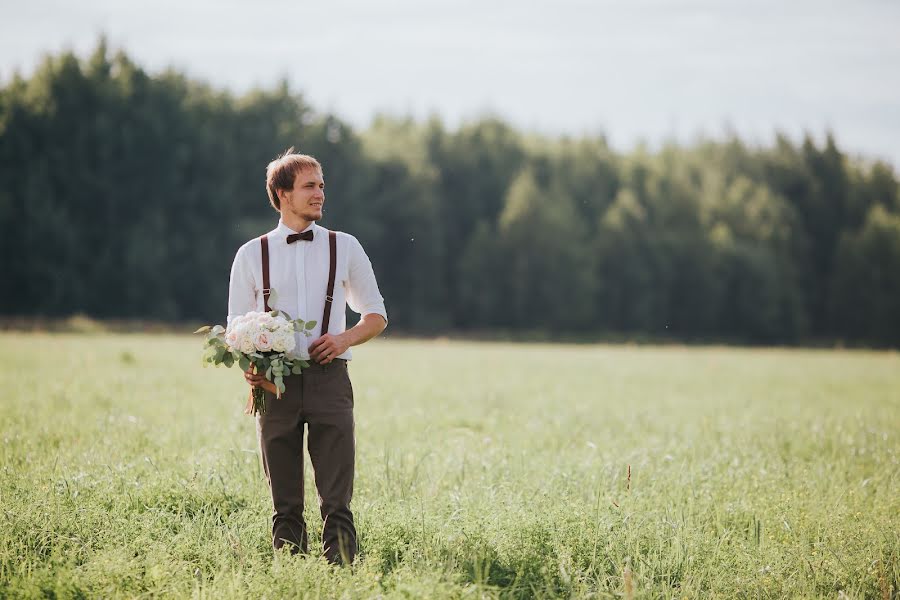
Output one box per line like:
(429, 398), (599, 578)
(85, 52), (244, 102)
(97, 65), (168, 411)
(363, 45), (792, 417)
(321, 230), (337, 335)
(260, 235), (271, 312)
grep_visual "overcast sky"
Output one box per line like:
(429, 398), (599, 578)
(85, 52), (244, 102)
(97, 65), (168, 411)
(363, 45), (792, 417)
(3, 0), (899, 167)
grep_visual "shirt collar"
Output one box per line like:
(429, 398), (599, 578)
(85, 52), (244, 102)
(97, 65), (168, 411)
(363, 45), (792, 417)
(275, 219), (318, 239)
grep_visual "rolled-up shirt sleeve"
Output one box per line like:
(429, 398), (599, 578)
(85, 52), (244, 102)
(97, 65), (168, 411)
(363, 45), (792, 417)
(227, 244), (257, 325)
(346, 235), (388, 324)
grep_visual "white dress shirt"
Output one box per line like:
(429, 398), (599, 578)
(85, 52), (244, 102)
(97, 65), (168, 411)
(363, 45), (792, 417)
(227, 220), (388, 360)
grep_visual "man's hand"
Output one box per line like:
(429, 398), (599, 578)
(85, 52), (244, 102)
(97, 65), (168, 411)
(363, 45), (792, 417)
(244, 366), (277, 394)
(308, 314), (386, 365)
(309, 332), (351, 365)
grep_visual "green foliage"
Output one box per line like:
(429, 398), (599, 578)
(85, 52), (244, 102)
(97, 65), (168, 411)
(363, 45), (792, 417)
(829, 205), (900, 343)
(1, 40), (899, 345)
(0, 333), (898, 598)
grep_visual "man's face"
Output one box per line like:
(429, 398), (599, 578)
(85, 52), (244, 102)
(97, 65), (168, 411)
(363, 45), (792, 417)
(281, 167), (325, 222)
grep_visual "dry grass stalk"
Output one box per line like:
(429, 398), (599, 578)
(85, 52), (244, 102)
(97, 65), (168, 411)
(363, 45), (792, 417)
(624, 556), (634, 600)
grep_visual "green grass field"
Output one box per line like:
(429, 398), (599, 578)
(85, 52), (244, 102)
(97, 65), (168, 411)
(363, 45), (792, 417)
(0, 333), (897, 598)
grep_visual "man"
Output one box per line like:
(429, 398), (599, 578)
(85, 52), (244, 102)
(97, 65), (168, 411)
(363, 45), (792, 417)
(227, 148), (387, 564)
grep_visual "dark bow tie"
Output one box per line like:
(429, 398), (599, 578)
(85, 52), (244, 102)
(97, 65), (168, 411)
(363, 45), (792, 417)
(286, 230), (314, 244)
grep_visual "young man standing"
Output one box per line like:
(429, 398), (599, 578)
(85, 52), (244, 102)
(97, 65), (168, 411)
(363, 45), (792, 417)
(227, 148), (387, 564)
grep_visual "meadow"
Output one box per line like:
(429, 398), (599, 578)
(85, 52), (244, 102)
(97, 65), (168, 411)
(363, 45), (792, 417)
(0, 333), (897, 598)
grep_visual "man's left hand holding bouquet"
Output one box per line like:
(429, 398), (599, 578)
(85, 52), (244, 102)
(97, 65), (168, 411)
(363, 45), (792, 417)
(244, 366), (276, 395)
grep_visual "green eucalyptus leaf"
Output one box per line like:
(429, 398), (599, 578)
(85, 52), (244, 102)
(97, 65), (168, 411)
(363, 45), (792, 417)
(193, 325), (212, 334)
(304, 321), (317, 330)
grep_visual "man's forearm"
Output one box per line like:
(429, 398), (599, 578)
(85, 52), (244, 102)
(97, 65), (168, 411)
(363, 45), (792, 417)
(341, 313), (387, 347)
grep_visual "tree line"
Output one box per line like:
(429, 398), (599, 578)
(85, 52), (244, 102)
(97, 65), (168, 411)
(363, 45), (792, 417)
(1, 40), (898, 345)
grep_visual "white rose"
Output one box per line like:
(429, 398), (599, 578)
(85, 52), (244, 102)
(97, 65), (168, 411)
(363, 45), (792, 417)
(231, 314), (253, 331)
(240, 337), (255, 354)
(282, 332), (296, 352)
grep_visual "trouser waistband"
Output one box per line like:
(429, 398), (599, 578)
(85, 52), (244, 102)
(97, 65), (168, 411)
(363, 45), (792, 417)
(298, 358), (347, 373)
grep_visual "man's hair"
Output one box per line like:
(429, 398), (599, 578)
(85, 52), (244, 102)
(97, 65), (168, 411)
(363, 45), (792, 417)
(265, 147), (322, 211)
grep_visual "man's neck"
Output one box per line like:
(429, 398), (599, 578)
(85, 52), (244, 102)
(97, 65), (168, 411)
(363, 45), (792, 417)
(280, 214), (314, 233)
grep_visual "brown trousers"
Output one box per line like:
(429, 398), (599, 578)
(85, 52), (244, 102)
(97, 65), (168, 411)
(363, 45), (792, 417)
(256, 359), (357, 564)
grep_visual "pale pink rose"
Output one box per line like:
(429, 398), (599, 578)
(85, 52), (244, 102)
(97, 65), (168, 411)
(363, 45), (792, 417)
(255, 331), (274, 352)
(225, 330), (239, 350)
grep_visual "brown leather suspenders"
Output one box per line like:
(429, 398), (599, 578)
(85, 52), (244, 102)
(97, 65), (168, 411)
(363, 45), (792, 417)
(260, 234), (271, 312)
(321, 230), (337, 334)
(259, 229), (337, 334)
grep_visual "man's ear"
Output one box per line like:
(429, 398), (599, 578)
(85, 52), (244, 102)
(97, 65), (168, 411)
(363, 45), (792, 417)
(277, 188), (290, 208)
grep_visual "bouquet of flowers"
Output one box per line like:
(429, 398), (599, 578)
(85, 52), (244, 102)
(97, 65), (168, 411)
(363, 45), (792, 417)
(195, 310), (316, 415)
